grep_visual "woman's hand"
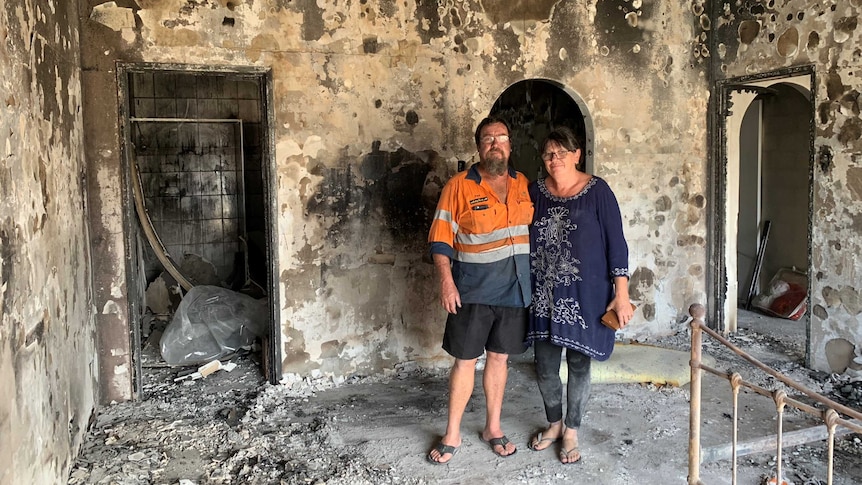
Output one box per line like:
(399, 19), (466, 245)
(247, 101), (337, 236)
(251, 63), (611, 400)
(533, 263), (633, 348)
(608, 275), (633, 328)
(607, 298), (634, 328)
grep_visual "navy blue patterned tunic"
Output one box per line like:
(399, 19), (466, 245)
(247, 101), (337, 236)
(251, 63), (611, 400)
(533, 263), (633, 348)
(526, 176), (629, 361)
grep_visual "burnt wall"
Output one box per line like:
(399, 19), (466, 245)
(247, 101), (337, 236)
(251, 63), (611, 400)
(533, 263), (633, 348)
(79, 1), (709, 380)
(713, 0), (862, 372)
(0, 1), (97, 484)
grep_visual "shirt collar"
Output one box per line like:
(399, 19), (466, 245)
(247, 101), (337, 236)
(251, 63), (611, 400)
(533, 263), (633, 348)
(466, 163), (517, 183)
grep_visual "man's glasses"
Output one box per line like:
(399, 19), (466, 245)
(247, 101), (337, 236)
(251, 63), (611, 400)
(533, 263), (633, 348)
(541, 149), (569, 161)
(479, 134), (510, 145)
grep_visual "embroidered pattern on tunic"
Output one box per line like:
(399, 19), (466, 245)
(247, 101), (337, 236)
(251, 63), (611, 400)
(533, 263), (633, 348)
(553, 297), (587, 329)
(531, 205), (584, 326)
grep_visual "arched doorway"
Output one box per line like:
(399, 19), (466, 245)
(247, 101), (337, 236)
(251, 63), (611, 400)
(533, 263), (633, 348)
(714, 68), (814, 365)
(488, 79), (593, 181)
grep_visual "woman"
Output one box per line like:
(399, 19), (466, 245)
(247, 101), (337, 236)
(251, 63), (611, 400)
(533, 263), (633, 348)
(526, 127), (632, 464)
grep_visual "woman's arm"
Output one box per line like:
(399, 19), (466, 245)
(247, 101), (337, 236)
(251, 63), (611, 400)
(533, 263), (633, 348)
(607, 275), (634, 328)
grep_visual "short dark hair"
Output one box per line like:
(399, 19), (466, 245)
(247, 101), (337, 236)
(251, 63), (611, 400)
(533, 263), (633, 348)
(541, 126), (582, 153)
(474, 116), (511, 147)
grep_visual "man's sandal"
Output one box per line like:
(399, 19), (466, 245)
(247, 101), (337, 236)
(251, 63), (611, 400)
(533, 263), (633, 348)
(484, 435), (517, 457)
(426, 442), (459, 464)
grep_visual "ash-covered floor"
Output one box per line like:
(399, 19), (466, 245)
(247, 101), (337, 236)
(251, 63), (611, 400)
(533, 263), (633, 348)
(69, 310), (862, 484)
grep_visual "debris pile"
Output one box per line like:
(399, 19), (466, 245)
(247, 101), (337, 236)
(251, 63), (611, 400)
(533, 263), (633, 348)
(68, 358), (430, 485)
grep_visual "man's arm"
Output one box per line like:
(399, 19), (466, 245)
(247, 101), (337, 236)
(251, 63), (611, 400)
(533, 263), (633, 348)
(433, 253), (461, 314)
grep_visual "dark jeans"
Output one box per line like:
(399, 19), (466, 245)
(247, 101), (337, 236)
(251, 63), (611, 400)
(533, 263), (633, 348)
(534, 339), (592, 429)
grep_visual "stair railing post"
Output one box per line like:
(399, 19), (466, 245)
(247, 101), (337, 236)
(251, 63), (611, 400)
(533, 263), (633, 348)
(688, 303), (706, 485)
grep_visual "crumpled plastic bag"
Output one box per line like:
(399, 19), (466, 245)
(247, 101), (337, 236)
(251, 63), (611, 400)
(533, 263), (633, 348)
(160, 285), (268, 366)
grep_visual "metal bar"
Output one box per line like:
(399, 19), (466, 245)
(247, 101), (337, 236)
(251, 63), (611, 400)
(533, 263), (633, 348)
(688, 302), (860, 484)
(688, 304), (705, 485)
(826, 409), (838, 485)
(130, 161), (194, 291)
(701, 419), (862, 463)
(697, 364), (841, 422)
(774, 391), (786, 485)
(693, 320), (862, 422)
(731, 373), (741, 484)
(130, 117), (242, 123)
(746, 220), (771, 310)
(236, 121), (250, 287)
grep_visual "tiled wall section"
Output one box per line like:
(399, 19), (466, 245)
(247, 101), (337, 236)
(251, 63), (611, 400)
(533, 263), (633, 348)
(131, 72), (261, 121)
(130, 72), (264, 282)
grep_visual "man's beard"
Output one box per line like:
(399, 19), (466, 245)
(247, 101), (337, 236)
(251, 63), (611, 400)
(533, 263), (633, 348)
(481, 151), (508, 176)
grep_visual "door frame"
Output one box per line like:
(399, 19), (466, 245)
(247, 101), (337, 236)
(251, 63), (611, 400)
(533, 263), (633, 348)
(117, 63), (282, 397)
(708, 65), (815, 351)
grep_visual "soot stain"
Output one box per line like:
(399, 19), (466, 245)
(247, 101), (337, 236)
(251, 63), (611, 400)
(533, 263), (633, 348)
(542, 1), (588, 75)
(294, 0), (325, 41)
(306, 142), (434, 249)
(414, 0), (445, 44)
(363, 36), (379, 54)
(593, 0), (653, 68)
(629, 266), (655, 302)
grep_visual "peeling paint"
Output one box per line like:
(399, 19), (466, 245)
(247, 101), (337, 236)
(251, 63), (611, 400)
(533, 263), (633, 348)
(90, 3), (136, 33)
(825, 338), (855, 373)
(776, 27), (798, 57)
(101, 300), (121, 314)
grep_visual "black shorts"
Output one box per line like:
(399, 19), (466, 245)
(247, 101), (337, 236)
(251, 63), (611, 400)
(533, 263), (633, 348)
(442, 304), (529, 360)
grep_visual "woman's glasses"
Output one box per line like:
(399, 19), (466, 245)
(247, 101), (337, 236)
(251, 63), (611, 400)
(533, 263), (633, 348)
(541, 149), (569, 161)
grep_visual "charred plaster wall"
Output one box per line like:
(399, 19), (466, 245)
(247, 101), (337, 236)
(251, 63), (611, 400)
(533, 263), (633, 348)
(713, 0), (862, 372)
(0, 1), (97, 484)
(80, 0), (709, 379)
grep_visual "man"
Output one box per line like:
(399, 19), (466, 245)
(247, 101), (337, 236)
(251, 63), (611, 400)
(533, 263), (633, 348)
(426, 116), (533, 464)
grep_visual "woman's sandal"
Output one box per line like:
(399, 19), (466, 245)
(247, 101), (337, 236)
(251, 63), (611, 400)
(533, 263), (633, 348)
(529, 432), (559, 451)
(559, 445), (581, 464)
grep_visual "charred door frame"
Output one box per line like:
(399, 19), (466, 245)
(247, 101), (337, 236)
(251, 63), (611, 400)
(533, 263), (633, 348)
(117, 63), (282, 397)
(708, 65), (815, 342)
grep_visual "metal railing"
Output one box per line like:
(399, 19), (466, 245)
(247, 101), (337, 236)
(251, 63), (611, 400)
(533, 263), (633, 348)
(687, 303), (862, 485)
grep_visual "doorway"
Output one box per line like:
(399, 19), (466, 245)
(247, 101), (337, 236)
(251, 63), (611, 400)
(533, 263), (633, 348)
(488, 79), (593, 181)
(713, 67), (814, 364)
(118, 65), (280, 397)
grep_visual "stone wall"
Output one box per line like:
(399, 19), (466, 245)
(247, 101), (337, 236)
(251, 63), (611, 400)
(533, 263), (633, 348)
(0, 1), (97, 483)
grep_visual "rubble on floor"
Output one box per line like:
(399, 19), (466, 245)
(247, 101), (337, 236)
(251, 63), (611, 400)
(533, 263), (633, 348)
(68, 318), (862, 485)
(68, 354), (432, 485)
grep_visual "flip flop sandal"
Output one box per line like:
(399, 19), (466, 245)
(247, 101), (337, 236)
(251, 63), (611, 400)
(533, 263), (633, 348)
(485, 435), (517, 457)
(559, 446), (581, 464)
(529, 432), (559, 451)
(426, 442), (459, 465)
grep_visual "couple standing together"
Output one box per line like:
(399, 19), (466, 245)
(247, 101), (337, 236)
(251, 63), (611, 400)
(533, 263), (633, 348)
(427, 116), (633, 465)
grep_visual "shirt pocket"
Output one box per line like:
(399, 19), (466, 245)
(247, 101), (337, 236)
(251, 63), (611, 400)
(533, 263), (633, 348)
(459, 204), (499, 235)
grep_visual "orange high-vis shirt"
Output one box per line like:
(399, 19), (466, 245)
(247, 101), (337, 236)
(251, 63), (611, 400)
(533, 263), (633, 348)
(428, 165), (534, 307)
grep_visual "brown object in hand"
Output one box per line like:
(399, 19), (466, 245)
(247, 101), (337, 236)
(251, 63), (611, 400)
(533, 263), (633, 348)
(601, 304), (637, 331)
